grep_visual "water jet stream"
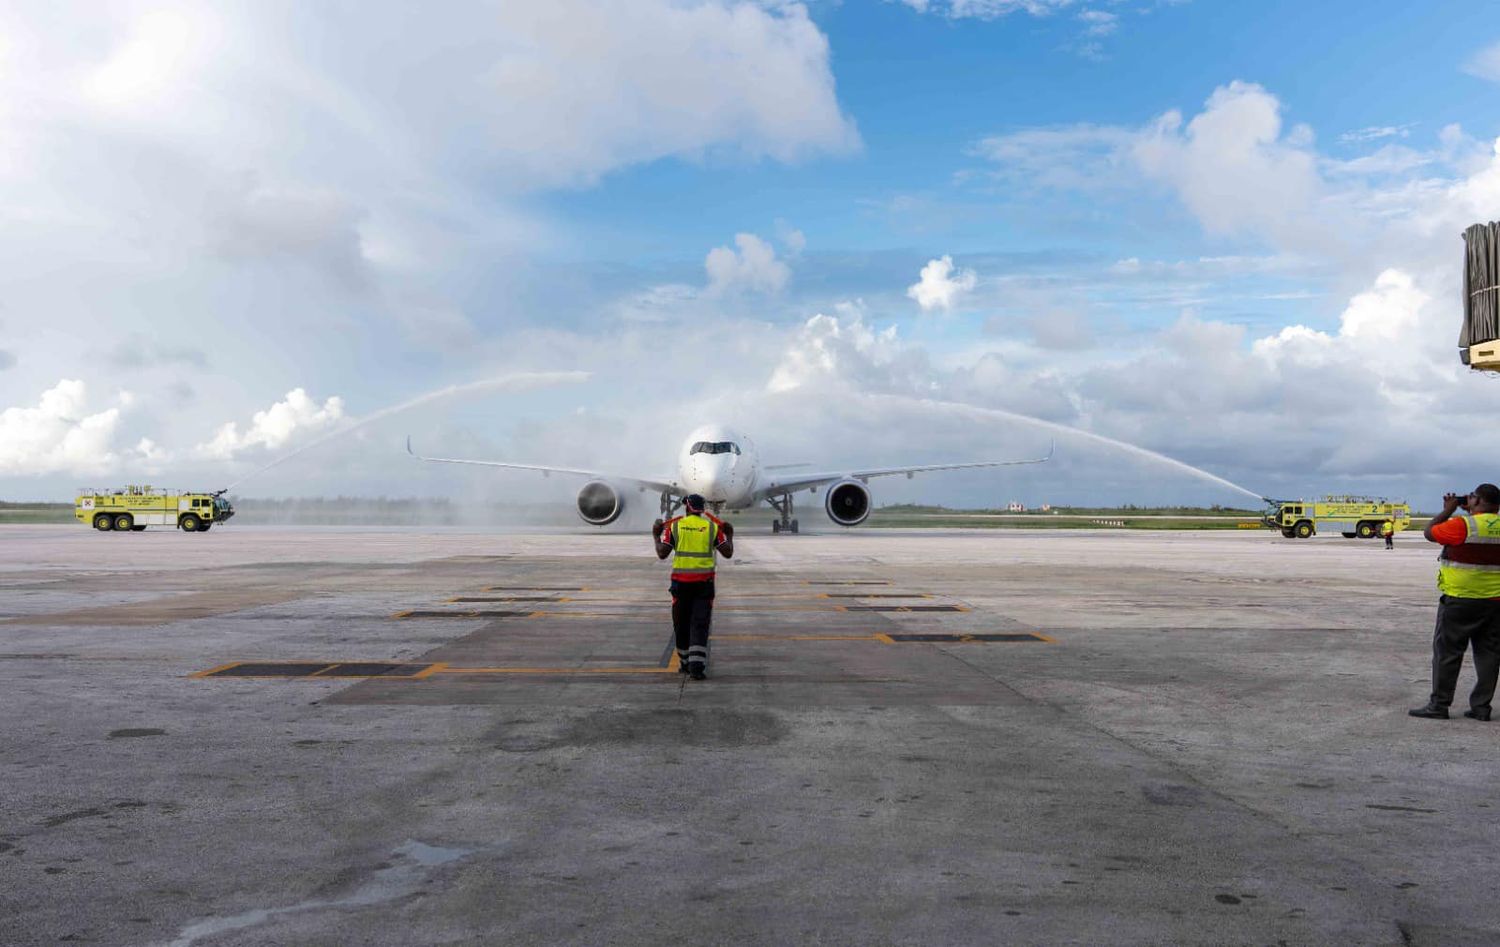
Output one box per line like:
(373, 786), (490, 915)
(223, 370), (590, 492)
(864, 392), (1268, 505)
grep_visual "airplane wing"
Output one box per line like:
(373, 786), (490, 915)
(405, 437), (680, 496)
(752, 442), (1053, 500)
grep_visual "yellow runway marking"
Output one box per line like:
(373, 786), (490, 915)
(187, 662), (241, 679)
(714, 634), (886, 642)
(433, 666), (677, 676)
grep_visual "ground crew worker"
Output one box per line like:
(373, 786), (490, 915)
(652, 494), (733, 680)
(1382, 519), (1395, 550)
(1409, 484), (1500, 721)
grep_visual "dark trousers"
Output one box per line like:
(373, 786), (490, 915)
(1429, 595), (1500, 712)
(671, 579), (715, 670)
(1385, 534), (1394, 549)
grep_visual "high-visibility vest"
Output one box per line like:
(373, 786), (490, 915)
(1381, 522), (1394, 536)
(1438, 512), (1500, 598)
(670, 514), (719, 577)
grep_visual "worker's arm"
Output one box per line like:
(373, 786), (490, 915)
(652, 519), (673, 560)
(717, 520), (734, 559)
(1424, 495), (1466, 543)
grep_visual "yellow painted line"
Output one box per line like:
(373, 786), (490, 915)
(411, 662), (448, 679)
(666, 652), (681, 672)
(433, 666), (677, 676)
(874, 633), (896, 644)
(445, 597), (573, 604)
(1030, 633), (1057, 643)
(187, 661), (241, 679)
(391, 610), (412, 619)
(713, 634), (884, 642)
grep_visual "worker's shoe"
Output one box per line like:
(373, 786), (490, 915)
(1464, 708), (1492, 721)
(689, 665), (706, 681)
(1408, 704), (1449, 720)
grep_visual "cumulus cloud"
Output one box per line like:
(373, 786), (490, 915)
(0, 380), (126, 475)
(767, 305), (926, 394)
(706, 233), (791, 294)
(1132, 81), (1321, 239)
(907, 255), (977, 311)
(198, 388), (345, 459)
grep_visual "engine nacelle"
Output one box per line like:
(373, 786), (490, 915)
(576, 480), (626, 526)
(824, 479), (872, 526)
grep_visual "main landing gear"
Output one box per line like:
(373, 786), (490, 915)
(768, 493), (799, 534)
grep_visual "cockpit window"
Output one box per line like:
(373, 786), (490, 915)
(690, 441), (740, 456)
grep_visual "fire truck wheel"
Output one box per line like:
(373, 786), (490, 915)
(1295, 521), (1314, 539)
(198, 524), (212, 532)
(93, 513), (114, 531)
(1356, 521), (1375, 538)
(1280, 528), (1294, 538)
(180, 514), (201, 532)
(113, 513), (134, 531)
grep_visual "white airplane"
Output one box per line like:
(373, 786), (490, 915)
(406, 424), (1051, 533)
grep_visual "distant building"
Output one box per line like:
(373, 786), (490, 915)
(1040, 503), (1052, 512)
(1007, 501), (1026, 513)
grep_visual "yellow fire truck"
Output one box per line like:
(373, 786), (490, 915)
(75, 486), (234, 533)
(1263, 495), (1410, 539)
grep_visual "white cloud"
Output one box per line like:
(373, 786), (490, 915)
(1339, 124), (1415, 144)
(198, 388), (345, 459)
(479, 1), (860, 186)
(767, 305), (922, 394)
(1077, 10), (1118, 36)
(907, 255), (977, 311)
(899, 0), (1074, 20)
(1463, 40), (1500, 83)
(0, 380), (126, 475)
(1132, 81), (1320, 239)
(705, 233), (791, 294)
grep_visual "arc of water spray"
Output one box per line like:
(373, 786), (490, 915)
(861, 392), (1269, 505)
(222, 370), (591, 492)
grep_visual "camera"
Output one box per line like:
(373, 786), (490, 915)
(1449, 492), (1471, 509)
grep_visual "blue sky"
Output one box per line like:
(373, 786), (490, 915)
(4, 1), (1500, 510)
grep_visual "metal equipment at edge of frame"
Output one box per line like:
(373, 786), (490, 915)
(1461, 221), (1500, 372)
(74, 485), (235, 533)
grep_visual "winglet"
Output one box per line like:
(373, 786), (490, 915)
(1046, 439), (1055, 461)
(405, 435), (416, 458)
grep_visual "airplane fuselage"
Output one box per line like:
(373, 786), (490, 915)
(676, 424), (759, 509)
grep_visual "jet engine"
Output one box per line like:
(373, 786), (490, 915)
(576, 480), (626, 526)
(824, 479), (872, 526)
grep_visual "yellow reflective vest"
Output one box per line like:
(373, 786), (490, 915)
(670, 514), (720, 578)
(1437, 512), (1500, 598)
(1381, 521), (1394, 536)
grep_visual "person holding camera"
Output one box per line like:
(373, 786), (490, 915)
(1410, 484), (1500, 720)
(653, 494), (734, 680)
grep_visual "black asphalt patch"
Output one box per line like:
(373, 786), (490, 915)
(199, 663), (433, 678)
(313, 663), (431, 678)
(843, 605), (967, 612)
(886, 633), (1048, 642)
(396, 610), (530, 619)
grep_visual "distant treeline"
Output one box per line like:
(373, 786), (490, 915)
(877, 503), (1263, 516)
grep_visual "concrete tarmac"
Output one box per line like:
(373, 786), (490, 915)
(1, 524), (1495, 946)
